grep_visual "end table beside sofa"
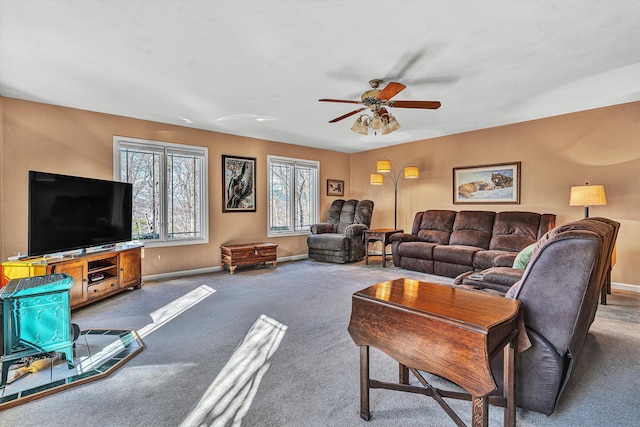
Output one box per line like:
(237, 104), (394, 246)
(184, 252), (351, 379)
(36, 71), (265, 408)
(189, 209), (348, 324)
(364, 228), (403, 267)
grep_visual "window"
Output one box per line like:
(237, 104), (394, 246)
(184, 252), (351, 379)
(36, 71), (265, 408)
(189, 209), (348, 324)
(268, 155), (319, 236)
(113, 136), (208, 246)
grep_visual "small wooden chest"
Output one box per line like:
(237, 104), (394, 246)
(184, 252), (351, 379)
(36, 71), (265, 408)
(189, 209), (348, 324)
(220, 242), (278, 274)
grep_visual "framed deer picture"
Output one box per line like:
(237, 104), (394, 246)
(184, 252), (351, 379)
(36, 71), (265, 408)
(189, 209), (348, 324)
(223, 155), (256, 212)
(453, 162), (521, 204)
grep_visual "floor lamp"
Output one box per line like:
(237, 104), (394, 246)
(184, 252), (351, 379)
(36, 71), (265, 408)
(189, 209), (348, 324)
(569, 183), (607, 218)
(370, 157), (419, 230)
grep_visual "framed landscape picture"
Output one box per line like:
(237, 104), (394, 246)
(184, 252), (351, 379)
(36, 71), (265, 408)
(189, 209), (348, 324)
(223, 155), (256, 212)
(453, 162), (521, 204)
(327, 179), (344, 196)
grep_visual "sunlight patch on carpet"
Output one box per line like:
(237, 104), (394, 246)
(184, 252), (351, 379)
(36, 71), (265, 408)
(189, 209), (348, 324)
(180, 314), (288, 427)
(137, 285), (216, 338)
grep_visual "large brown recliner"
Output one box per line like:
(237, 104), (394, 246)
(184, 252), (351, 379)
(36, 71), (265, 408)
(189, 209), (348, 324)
(390, 210), (556, 278)
(307, 199), (374, 263)
(476, 218), (619, 415)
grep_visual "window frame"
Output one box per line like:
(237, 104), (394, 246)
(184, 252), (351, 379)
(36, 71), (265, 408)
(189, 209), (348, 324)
(113, 136), (209, 248)
(267, 155), (320, 237)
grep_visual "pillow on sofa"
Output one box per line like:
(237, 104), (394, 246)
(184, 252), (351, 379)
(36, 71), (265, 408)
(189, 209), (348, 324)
(513, 243), (535, 269)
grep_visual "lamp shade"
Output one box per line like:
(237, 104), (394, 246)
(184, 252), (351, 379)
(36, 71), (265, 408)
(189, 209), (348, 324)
(569, 185), (607, 206)
(376, 160), (392, 173)
(403, 166), (419, 178)
(351, 117), (368, 135)
(387, 116), (401, 132)
(370, 114), (384, 130)
(370, 173), (384, 185)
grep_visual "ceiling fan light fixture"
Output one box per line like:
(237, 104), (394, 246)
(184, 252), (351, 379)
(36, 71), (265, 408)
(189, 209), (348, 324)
(387, 115), (401, 132)
(370, 113), (385, 130)
(351, 116), (368, 135)
(322, 79), (439, 136)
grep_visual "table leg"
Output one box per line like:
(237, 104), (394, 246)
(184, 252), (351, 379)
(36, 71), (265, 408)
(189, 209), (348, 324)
(399, 363), (409, 384)
(472, 395), (489, 427)
(360, 345), (371, 421)
(229, 265), (237, 275)
(504, 338), (517, 427)
(365, 241), (369, 265)
(382, 243), (387, 267)
(1, 362), (9, 389)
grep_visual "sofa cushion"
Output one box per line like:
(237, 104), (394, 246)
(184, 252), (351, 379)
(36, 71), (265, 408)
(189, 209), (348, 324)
(473, 249), (512, 270)
(433, 261), (474, 278)
(433, 244), (481, 265)
(326, 199), (345, 231)
(448, 210), (495, 249)
(354, 200), (374, 225)
(513, 243), (536, 269)
(396, 241), (437, 260)
(337, 199), (358, 233)
(416, 210), (457, 243)
(307, 233), (350, 251)
(489, 211), (541, 251)
(494, 252), (518, 267)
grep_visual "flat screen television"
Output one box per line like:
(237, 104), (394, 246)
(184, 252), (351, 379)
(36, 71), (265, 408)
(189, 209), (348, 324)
(28, 171), (133, 257)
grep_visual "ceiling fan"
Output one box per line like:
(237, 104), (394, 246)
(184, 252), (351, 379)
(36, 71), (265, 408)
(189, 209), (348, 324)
(319, 79), (441, 135)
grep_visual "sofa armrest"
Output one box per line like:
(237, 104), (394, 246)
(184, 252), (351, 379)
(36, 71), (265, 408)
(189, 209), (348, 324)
(389, 233), (419, 243)
(494, 253), (517, 267)
(310, 223), (334, 234)
(344, 223), (368, 238)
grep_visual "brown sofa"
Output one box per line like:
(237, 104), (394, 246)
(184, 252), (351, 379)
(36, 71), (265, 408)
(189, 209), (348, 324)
(454, 217), (620, 308)
(390, 210), (556, 278)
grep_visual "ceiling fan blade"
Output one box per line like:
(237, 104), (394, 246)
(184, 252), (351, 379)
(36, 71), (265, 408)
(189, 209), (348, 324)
(377, 82), (406, 101)
(319, 98), (362, 104)
(328, 108), (366, 123)
(388, 100), (441, 109)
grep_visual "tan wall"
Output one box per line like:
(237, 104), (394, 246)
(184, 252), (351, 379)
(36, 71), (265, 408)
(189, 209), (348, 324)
(351, 101), (640, 286)
(0, 97), (350, 276)
(1, 96), (638, 286)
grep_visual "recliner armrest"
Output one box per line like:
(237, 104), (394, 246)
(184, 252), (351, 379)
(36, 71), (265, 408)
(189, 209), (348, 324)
(344, 224), (368, 238)
(389, 233), (419, 243)
(310, 223), (334, 234)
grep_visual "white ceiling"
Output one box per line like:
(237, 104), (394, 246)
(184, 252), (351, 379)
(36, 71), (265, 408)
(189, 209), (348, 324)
(1, 1), (639, 153)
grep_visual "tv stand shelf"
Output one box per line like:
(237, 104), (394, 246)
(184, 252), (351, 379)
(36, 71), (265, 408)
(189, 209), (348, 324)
(45, 246), (143, 309)
(88, 259), (117, 273)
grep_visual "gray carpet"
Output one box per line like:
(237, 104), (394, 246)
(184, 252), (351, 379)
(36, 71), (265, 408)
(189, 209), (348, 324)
(1, 259), (639, 426)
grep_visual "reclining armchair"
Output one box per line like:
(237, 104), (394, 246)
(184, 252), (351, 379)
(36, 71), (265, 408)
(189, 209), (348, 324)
(474, 218), (619, 415)
(307, 199), (374, 263)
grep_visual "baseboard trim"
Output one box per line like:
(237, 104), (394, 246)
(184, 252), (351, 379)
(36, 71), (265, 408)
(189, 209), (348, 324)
(143, 266), (221, 282)
(612, 282), (640, 293)
(143, 259), (639, 293)
(142, 254), (309, 282)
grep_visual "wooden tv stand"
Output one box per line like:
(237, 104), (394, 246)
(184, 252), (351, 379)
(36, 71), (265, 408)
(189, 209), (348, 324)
(45, 245), (143, 310)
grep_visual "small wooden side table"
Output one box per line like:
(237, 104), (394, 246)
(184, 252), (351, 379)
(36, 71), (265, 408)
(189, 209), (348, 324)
(348, 278), (520, 426)
(365, 229), (403, 267)
(220, 243), (278, 274)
